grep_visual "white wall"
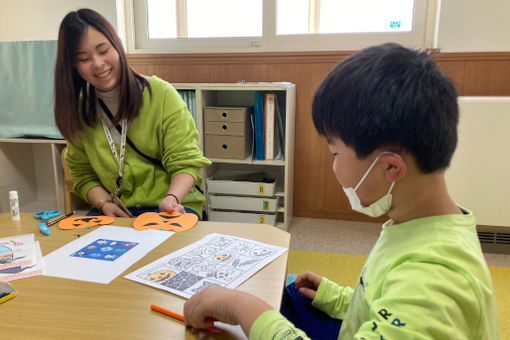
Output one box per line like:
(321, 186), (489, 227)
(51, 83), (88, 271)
(0, 0), (118, 213)
(446, 97), (510, 227)
(0, 0), (117, 42)
(437, 0), (510, 52)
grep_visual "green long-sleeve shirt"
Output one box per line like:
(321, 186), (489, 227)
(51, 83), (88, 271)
(250, 208), (500, 339)
(65, 76), (211, 215)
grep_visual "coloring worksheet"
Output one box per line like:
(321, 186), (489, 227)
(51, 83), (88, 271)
(125, 233), (287, 299)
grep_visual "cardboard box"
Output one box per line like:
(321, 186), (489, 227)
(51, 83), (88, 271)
(205, 121), (247, 136)
(204, 106), (251, 122)
(204, 106), (253, 160)
(205, 135), (251, 159)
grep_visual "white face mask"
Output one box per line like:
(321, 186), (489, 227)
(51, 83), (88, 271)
(342, 152), (400, 217)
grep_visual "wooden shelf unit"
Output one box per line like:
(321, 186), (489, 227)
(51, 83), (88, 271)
(174, 82), (295, 230)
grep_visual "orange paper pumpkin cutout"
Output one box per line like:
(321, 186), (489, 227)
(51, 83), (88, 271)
(59, 216), (115, 230)
(133, 211), (198, 232)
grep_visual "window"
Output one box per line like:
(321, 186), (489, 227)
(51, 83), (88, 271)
(124, 0), (438, 53)
(147, 0), (262, 38)
(277, 0), (414, 34)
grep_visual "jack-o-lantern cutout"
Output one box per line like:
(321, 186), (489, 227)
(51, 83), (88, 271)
(59, 216), (115, 230)
(133, 211), (198, 232)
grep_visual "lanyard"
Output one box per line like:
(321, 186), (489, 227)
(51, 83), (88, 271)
(99, 110), (127, 198)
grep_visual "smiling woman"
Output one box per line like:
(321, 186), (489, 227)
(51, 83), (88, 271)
(75, 28), (121, 92)
(53, 8), (211, 220)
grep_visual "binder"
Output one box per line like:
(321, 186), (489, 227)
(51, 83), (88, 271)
(253, 91), (265, 160)
(275, 95), (285, 159)
(264, 93), (276, 160)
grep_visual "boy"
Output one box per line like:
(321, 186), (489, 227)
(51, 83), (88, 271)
(183, 43), (500, 339)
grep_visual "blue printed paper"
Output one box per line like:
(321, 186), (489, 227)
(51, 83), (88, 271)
(71, 239), (139, 262)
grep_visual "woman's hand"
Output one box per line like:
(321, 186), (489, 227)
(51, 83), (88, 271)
(101, 202), (130, 217)
(159, 195), (185, 214)
(295, 271), (323, 300)
(184, 286), (272, 336)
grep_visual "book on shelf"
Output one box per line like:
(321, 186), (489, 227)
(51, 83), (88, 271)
(264, 93), (276, 160)
(177, 90), (197, 127)
(275, 95), (285, 159)
(252, 91), (285, 161)
(253, 91), (265, 160)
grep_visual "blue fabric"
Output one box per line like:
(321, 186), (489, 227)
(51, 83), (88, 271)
(286, 273), (298, 286)
(280, 282), (342, 340)
(0, 40), (63, 139)
(86, 207), (202, 220)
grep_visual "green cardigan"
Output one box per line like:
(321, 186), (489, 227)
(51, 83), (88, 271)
(65, 76), (211, 215)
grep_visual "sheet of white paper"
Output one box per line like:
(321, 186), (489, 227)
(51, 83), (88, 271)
(125, 233), (287, 299)
(44, 226), (173, 284)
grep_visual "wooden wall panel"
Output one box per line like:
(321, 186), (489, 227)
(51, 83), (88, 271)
(128, 51), (510, 222)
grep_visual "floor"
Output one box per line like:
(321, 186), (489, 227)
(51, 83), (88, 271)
(287, 216), (510, 268)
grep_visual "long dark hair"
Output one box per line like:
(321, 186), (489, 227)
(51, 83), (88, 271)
(54, 8), (150, 141)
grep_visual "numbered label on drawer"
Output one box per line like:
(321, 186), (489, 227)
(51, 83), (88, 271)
(258, 215), (265, 224)
(263, 200), (269, 210)
(258, 184), (265, 195)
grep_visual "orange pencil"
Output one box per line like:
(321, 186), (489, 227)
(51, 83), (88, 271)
(150, 304), (222, 334)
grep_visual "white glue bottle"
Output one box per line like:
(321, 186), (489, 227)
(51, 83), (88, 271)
(9, 190), (20, 221)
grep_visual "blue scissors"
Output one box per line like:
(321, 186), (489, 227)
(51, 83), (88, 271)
(34, 210), (61, 236)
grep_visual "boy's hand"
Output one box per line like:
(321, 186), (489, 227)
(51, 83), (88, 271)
(159, 195), (185, 214)
(295, 271), (323, 300)
(184, 286), (272, 335)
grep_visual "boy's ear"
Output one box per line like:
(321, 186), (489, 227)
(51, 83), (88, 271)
(381, 153), (407, 182)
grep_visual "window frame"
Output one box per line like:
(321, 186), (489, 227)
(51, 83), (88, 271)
(122, 0), (439, 53)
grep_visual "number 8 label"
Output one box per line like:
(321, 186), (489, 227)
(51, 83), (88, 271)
(258, 184), (265, 195)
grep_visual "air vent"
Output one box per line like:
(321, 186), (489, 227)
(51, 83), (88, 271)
(478, 231), (510, 244)
(477, 226), (510, 255)
(495, 232), (510, 244)
(477, 232), (495, 243)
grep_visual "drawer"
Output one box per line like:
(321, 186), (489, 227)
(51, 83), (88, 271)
(207, 170), (276, 197)
(205, 121), (249, 137)
(204, 107), (251, 123)
(205, 135), (251, 160)
(208, 210), (277, 226)
(209, 195), (278, 213)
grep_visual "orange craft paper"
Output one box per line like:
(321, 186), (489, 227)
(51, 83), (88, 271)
(59, 216), (115, 230)
(133, 211), (198, 232)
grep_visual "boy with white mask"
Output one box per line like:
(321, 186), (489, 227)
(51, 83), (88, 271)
(182, 43), (500, 339)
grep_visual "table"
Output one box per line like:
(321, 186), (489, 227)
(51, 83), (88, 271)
(0, 213), (290, 339)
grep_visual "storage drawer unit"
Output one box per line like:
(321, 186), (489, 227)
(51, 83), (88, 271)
(208, 210), (277, 226)
(207, 170), (279, 226)
(209, 195), (278, 213)
(204, 106), (252, 160)
(206, 172), (276, 197)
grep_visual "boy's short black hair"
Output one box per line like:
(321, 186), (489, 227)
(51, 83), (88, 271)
(312, 43), (458, 173)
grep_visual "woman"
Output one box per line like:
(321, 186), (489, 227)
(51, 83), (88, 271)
(54, 8), (210, 218)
